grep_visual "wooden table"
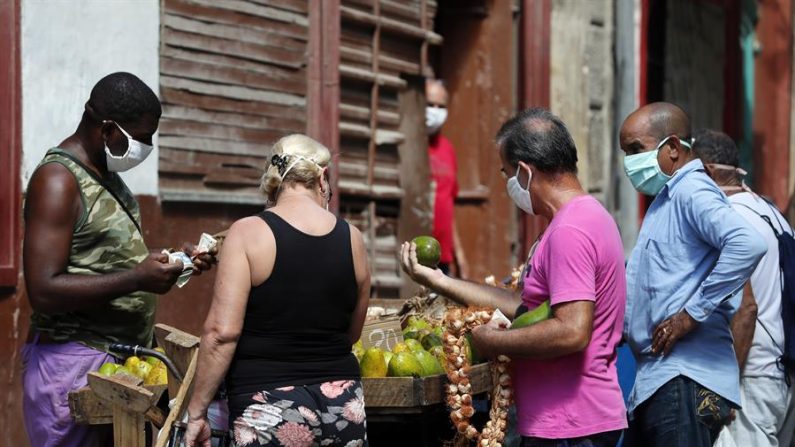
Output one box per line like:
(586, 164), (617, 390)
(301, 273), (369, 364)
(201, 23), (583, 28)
(363, 363), (493, 446)
(68, 324), (200, 447)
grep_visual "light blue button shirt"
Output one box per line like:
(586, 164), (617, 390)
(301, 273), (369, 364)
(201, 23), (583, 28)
(625, 159), (767, 414)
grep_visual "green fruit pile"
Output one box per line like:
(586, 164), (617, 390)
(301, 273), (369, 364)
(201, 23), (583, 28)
(95, 348), (168, 386)
(354, 314), (483, 378)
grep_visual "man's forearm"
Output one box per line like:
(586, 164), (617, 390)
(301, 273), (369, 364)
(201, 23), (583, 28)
(731, 283), (758, 372)
(29, 270), (142, 314)
(433, 275), (521, 318)
(490, 316), (587, 359)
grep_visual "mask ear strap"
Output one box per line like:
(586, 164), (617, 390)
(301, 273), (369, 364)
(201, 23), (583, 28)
(516, 164), (533, 190)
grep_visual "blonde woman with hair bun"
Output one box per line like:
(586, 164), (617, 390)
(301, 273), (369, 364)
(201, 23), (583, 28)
(260, 134), (333, 206)
(185, 134), (371, 447)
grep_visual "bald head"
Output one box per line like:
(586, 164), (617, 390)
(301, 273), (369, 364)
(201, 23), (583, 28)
(619, 102), (695, 177)
(620, 102), (691, 155)
(426, 79), (448, 107)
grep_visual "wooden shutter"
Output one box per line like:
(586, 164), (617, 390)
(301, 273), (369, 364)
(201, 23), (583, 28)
(338, 0), (440, 297)
(158, 0), (310, 204)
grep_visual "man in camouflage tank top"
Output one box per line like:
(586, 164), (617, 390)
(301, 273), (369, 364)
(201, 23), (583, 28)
(22, 72), (216, 447)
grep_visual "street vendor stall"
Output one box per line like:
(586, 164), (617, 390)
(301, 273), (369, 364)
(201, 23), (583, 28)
(68, 277), (530, 447)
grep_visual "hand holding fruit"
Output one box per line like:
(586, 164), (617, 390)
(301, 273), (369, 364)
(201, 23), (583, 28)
(134, 253), (184, 294)
(399, 236), (445, 287)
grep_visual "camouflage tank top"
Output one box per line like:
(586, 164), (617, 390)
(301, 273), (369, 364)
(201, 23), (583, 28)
(30, 148), (156, 349)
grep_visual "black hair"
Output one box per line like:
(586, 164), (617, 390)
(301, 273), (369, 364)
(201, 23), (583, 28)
(692, 128), (739, 166)
(495, 108), (578, 174)
(86, 72), (161, 125)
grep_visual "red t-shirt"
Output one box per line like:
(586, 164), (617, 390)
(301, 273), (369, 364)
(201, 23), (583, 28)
(428, 134), (458, 264)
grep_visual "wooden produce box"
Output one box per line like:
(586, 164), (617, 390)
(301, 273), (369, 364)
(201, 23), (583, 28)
(360, 316), (404, 352)
(362, 362), (492, 408)
(69, 380), (167, 426)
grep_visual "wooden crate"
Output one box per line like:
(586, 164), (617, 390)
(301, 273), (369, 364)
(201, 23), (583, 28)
(360, 316), (404, 351)
(69, 386), (112, 425)
(69, 382), (168, 426)
(362, 363), (492, 408)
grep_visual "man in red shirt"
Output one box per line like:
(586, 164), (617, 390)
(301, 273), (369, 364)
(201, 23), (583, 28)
(426, 79), (468, 278)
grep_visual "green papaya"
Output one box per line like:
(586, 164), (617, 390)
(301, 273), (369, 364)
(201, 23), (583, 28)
(510, 300), (552, 329)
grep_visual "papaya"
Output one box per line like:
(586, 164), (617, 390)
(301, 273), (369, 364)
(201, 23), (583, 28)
(420, 333), (443, 351)
(511, 300), (552, 329)
(387, 352), (424, 378)
(360, 347), (388, 378)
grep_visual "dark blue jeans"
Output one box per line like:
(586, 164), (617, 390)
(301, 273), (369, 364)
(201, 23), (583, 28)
(624, 375), (733, 447)
(520, 430), (622, 447)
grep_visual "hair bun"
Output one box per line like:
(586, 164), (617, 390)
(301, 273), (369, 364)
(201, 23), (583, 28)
(271, 154), (289, 176)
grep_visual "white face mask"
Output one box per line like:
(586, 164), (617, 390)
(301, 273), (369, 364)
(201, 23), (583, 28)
(506, 165), (535, 215)
(103, 120), (154, 172)
(426, 106), (448, 135)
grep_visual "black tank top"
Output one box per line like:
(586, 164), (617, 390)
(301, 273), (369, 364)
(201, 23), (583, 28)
(226, 211), (360, 396)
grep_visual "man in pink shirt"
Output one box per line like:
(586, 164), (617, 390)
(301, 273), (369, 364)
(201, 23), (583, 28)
(400, 108), (627, 446)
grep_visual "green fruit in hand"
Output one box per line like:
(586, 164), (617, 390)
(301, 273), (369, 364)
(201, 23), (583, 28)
(420, 333), (443, 351)
(511, 300), (552, 329)
(412, 236), (441, 268)
(360, 347), (388, 378)
(387, 352), (425, 378)
(404, 339), (424, 353)
(97, 362), (119, 376)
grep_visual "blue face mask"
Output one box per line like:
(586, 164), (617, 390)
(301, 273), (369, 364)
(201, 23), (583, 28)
(623, 135), (691, 196)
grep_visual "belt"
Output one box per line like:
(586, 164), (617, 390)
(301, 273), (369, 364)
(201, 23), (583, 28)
(26, 329), (66, 345)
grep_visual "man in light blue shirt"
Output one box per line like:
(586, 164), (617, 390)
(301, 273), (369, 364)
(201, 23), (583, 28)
(619, 102), (767, 447)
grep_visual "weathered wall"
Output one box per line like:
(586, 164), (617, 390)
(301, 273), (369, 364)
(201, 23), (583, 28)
(437, 0), (517, 280)
(664, 0), (726, 131)
(549, 0), (615, 207)
(755, 0), (793, 209)
(614, 0), (642, 255)
(1, 2), (160, 444)
(20, 0), (160, 196)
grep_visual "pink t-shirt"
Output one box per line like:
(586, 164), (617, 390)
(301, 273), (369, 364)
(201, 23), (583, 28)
(515, 195), (627, 438)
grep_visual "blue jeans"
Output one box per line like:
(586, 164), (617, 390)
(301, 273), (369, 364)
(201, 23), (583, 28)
(625, 375), (733, 447)
(520, 430), (621, 447)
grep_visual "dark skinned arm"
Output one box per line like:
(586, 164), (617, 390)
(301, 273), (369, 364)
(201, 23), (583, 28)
(731, 283), (758, 373)
(471, 300), (594, 359)
(23, 163), (183, 315)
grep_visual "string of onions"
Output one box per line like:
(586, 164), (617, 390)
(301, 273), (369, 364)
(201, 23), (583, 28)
(443, 307), (512, 447)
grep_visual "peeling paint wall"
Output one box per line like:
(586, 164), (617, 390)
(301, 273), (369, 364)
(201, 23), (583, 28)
(21, 0), (160, 196)
(550, 0), (616, 208)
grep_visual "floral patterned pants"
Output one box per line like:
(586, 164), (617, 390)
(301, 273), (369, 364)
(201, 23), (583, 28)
(228, 380), (368, 447)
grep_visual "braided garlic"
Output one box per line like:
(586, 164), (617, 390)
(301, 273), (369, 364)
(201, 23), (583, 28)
(443, 307), (512, 447)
